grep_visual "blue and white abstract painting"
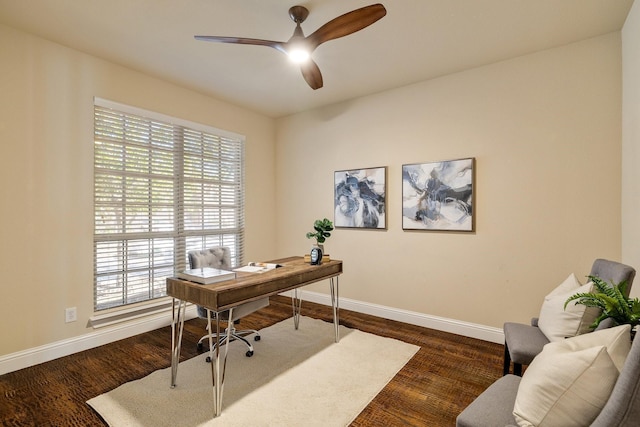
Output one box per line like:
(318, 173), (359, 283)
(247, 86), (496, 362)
(402, 158), (474, 231)
(334, 167), (386, 229)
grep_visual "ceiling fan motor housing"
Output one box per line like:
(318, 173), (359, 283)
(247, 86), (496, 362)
(289, 6), (309, 24)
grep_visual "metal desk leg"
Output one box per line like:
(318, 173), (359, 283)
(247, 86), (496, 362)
(208, 307), (234, 417)
(291, 288), (302, 330)
(170, 298), (187, 388)
(330, 277), (340, 342)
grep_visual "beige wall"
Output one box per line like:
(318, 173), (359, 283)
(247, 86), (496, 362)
(622, 0), (640, 298)
(0, 24), (277, 356)
(275, 33), (623, 328)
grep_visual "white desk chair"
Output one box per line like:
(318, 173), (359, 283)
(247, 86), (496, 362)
(188, 247), (269, 359)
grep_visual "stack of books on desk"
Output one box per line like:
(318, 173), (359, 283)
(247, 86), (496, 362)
(177, 267), (236, 284)
(234, 262), (282, 273)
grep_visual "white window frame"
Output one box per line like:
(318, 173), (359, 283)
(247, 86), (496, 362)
(93, 98), (245, 313)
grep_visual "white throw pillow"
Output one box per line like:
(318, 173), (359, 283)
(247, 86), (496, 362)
(553, 324), (631, 372)
(537, 273), (600, 341)
(514, 346), (618, 427)
(513, 325), (631, 427)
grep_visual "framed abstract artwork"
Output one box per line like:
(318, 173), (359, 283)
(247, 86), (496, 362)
(402, 158), (475, 231)
(334, 167), (387, 229)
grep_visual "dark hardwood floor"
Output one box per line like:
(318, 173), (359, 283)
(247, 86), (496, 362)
(0, 296), (504, 426)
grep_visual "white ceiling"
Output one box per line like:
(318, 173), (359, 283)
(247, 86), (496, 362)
(0, 0), (634, 118)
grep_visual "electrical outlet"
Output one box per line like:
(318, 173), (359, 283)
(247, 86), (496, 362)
(65, 307), (77, 323)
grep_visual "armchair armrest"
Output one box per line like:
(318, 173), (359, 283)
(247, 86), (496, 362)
(594, 317), (615, 331)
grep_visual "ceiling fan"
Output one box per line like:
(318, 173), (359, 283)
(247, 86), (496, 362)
(194, 3), (387, 90)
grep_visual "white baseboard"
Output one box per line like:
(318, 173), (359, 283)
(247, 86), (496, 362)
(284, 290), (504, 344)
(0, 293), (504, 376)
(0, 305), (198, 376)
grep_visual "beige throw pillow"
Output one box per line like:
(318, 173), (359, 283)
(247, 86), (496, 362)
(513, 325), (631, 427)
(552, 324), (631, 372)
(538, 273), (599, 341)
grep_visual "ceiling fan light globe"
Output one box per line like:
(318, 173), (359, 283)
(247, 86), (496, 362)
(288, 48), (310, 63)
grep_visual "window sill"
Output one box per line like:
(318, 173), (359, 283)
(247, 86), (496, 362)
(89, 298), (192, 329)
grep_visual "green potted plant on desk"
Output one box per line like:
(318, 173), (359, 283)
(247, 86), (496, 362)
(564, 275), (640, 338)
(306, 218), (333, 264)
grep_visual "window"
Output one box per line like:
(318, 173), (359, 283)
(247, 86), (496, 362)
(93, 98), (245, 311)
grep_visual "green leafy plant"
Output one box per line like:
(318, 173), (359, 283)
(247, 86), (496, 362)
(564, 275), (640, 329)
(306, 218), (334, 244)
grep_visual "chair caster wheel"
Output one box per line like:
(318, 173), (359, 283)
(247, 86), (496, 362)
(197, 342), (203, 351)
(246, 350), (254, 357)
(205, 356), (212, 363)
(254, 335), (261, 341)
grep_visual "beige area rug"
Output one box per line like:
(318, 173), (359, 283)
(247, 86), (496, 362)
(88, 316), (419, 427)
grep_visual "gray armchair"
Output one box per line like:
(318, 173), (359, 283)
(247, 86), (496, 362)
(503, 259), (635, 376)
(188, 247), (269, 359)
(456, 324), (640, 427)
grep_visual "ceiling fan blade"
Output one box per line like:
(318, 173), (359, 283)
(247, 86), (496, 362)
(300, 59), (323, 90)
(195, 35), (286, 54)
(306, 4), (386, 50)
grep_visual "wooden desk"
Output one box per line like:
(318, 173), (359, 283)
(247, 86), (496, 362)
(166, 256), (343, 417)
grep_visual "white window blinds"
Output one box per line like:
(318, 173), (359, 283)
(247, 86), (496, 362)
(93, 98), (245, 311)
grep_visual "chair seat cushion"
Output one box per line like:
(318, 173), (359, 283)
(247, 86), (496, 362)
(228, 297), (269, 321)
(503, 322), (549, 366)
(456, 374), (520, 427)
(197, 297), (270, 321)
